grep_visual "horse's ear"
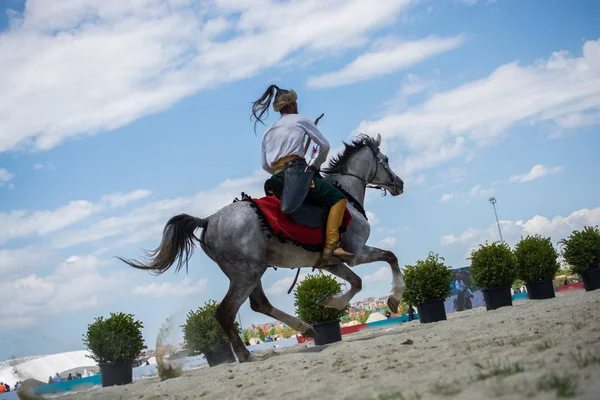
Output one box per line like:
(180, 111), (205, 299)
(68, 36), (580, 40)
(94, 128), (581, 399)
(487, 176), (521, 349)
(375, 133), (381, 147)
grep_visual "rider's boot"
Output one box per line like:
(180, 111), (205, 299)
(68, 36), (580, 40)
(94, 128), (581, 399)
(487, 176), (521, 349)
(322, 199), (354, 260)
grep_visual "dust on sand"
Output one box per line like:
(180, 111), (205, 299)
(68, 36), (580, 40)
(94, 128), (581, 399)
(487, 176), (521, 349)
(58, 289), (600, 400)
(155, 317), (183, 381)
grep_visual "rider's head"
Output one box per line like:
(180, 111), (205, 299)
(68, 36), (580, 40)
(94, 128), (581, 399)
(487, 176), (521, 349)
(251, 85), (298, 134)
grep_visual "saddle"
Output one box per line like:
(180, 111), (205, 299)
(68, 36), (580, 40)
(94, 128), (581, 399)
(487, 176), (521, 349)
(264, 178), (329, 228)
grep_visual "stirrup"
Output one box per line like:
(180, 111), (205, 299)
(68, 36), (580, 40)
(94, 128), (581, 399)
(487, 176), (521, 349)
(323, 245), (354, 260)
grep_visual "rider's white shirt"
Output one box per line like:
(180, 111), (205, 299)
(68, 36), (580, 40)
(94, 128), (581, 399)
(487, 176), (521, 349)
(261, 114), (330, 174)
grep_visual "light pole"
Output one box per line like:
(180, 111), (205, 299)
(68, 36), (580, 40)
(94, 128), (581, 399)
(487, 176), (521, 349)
(488, 197), (504, 243)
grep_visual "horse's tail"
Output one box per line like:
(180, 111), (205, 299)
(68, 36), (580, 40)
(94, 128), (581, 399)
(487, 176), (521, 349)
(117, 214), (207, 276)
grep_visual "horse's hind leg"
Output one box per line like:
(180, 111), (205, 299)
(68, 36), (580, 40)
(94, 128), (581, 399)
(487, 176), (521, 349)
(249, 282), (316, 338)
(347, 246), (404, 313)
(317, 263), (362, 310)
(215, 273), (262, 363)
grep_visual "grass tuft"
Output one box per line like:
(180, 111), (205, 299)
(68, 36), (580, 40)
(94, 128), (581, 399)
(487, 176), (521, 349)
(376, 391), (421, 400)
(476, 361), (524, 381)
(570, 350), (600, 369)
(534, 339), (555, 353)
(429, 381), (461, 396)
(536, 373), (578, 398)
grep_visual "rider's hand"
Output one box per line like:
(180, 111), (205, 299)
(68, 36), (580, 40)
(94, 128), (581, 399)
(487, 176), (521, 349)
(308, 165), (320, 173)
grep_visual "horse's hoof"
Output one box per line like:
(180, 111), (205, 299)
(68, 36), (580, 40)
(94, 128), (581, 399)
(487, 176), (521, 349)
(302, 326), (317, 338)
(387, 296), (400, 314)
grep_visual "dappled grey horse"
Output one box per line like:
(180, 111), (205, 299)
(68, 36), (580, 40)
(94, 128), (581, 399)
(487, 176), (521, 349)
(120, 134), (404, 363)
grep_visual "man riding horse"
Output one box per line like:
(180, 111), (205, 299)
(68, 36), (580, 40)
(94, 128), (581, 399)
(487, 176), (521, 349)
(251, 85), (354, 262)
(119, 85), (406, 363)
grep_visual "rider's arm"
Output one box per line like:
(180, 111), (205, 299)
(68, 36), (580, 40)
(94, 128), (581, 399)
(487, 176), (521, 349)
(297, 116), (330, 169)
(261, 138), (275, 174)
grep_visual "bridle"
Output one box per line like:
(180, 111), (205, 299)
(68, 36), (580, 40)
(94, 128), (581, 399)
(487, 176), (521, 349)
(337, 146), (398, 197)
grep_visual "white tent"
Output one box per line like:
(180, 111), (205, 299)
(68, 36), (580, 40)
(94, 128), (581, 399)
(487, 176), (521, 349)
(0, 350), (97, 384)
(365, 312), (387, 324)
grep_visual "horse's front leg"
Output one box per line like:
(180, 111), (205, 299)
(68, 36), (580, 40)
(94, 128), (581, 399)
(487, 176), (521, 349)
(348, 246), (405, 313)
(317, 263), (362, 310)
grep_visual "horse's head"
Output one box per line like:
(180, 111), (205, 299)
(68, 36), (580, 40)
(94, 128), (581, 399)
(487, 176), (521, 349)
(366, 133), (404, 196)
(324, 133), (404, 196)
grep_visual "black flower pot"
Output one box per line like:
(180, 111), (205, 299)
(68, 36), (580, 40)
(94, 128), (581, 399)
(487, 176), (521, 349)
(482, 286), (513, 311)
(98, 361), (133, 387)
(204, 342), (236, 367)
(525, 278), (555, 300)
(581, 268), (600, 292)
(416, 298), (447, 323)
(313, 320), (342, 346)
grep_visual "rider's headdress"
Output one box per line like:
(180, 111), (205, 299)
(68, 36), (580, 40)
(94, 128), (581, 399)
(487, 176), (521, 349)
(251, 85), (297, 134)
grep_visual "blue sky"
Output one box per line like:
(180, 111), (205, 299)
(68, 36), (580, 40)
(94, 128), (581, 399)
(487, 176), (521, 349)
(1, 0), (599, 360)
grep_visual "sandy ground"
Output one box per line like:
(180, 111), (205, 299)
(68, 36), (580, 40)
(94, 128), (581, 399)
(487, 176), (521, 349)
(55, 289), (600, 400)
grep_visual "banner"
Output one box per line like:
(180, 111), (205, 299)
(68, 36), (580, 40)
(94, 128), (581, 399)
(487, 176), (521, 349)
(444, 267), (485, 313)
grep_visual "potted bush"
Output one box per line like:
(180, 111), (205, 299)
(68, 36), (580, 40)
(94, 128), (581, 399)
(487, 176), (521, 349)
(402, 252), (454, 323)
(470, 242), (517, 311)
(182, 300), (237, 367)
(294, 271), (348, 345)
(514, 235), (560, 300)
(559, 225), (600, 291)
(82, 312), (146, 387)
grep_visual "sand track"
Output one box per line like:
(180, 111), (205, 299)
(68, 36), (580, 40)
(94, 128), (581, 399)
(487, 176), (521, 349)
(57, 289), (600, 400)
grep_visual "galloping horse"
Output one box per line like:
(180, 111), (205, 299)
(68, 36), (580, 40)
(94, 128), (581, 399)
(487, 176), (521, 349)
(119, 133), (404, 363)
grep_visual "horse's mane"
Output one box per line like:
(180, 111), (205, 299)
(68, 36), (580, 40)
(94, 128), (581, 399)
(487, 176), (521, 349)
(323, 134), (379, 173)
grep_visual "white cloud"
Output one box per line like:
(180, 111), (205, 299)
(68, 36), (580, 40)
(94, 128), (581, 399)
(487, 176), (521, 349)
(51, 171), (266, 249)
(0, 246), (55, 280)
(469, 184), (495, 199)
(400, 73), (436, 97)
(33, 162), (54, 171)
(438, 167), (467, 183)
(441, 206), (600, 248)
(0, 0), (417, 153)
(430, 168), (467, 191)
(379, 74), (438, 116)
(307, 34), (465, 89)
(508, 164), (563, 183)
(554, 110), (600, 129)
(0, 168), (14, 184)
(440, 184), (494, 203)
(363, 266), (390, 283)
(378, 236), (397, 248)
(266, 273), (308, 296)
(356, 39), (600, 175)
(366, 211), (380, 225)
(132, 277), (208, 298)
(441, 193), (457, 202)
(0, 189), (152, 244)
(457, 0), (496, 5)
(0, 254), (131, 327)
(100, 189), (151, 208)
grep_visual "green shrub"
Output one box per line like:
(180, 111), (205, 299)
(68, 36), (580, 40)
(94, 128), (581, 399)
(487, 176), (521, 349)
(294, 271), (348, 324)
(470, 241), (517, 288)
(401, 252), (454, 306)
(182, 300), (237, 355)
(559, 226), (600, 274)
(82, 312), (146, 364)
(514, 235), (560, 282)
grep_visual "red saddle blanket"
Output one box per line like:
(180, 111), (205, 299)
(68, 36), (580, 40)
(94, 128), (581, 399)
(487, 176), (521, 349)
(250, 195), (352, 247)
